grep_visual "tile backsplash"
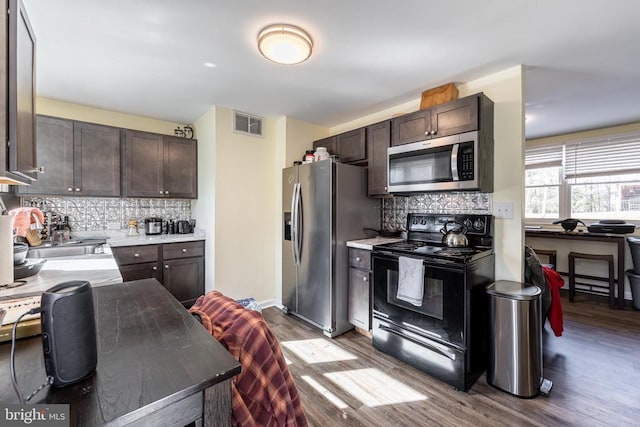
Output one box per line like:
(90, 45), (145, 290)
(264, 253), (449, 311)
(21, 197), (191, 232)
(382, 192), (492, 231)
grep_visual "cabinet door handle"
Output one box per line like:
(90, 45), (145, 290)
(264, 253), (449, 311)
(67, 187), (73, 192)
(362, 276), (368, 282)
(159, 190), (164, 195)
(430, 130), (437, 136)
(165, 264), (169, 269)
(182, 248), (187, 253)
(164, 191), (169, 195)
(424, 130), (430, 135)
(356, 257), (361, 262)
(29, 166), (45, 174)
(152, 266), (158, 271)
(134, 253), (140, 257)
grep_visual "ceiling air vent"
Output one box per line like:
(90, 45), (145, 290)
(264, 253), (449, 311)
(234, 111), (263, 137)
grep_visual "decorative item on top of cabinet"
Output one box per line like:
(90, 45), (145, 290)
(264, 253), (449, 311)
(123, 130), (198, 199)
(419, 82), (459, 110)
(1, 0), (40, 185)
(348, 247), (373, 332)
(111, 240), (204, 307)
(366, 120), (391, 197)
(18, 116), (121, 196)
(392, 92), (491, 146)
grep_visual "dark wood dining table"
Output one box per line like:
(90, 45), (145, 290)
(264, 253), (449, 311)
(0, 279), (241, 426)
(525, 229), (628, 309)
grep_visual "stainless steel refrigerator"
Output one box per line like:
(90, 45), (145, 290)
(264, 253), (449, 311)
(282, 159), (379, 337)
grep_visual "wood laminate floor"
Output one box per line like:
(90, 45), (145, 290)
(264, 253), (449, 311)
(262, 295), (640, 427)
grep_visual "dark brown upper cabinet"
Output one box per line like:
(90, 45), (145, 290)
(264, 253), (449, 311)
(312, 129), (366, 164)
(1, 0), (38, 185)
(366, 120), (391, 197)
(313, 136), (336, 155)
(19, 116), (120, 196)
(163, 135), (198, 199)
(123, 130), (197, 199)
(392, 109), (432, 146)
(392, 93), (487, 146)
(337, 128), (366, 163)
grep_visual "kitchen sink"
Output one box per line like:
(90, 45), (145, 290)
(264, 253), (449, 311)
(26, 239), (107, 258)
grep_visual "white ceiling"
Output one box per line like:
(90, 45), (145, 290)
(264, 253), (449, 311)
(22, 0), (640, 139)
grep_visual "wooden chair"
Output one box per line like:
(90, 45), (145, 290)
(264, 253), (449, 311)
(568, 252), (615, 308)
(532, 249), (557, 269)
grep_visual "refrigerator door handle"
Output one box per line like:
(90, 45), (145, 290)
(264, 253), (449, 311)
(291, 183), (300, 266)
(295, 183), (303, 265)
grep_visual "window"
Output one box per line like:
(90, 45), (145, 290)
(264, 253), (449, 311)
(525, 132), (640, 222)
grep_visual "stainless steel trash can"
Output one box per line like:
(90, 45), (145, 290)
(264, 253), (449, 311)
(486, 280), (543, 398)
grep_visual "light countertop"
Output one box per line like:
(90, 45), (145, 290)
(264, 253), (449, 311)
(107, 233), (205, 247)
(1, 250), (123, 299)
(347, 236), (405, 250)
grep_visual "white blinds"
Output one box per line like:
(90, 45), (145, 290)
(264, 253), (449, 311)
(565, 134), (640, 179)
(525, 145), (563, 169)
(526, 132), (640, 177)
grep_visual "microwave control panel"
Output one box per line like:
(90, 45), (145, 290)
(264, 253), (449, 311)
(459, 142), (474, 180)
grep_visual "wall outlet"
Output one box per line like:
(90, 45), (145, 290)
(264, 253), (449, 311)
(494, 202), (514, 219)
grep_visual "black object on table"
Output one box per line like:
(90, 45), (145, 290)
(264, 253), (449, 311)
(0, 278), (241, 426)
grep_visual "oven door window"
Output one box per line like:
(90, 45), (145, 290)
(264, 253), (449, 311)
(386, 269), (443, 319)
(373, 255), (465, 346)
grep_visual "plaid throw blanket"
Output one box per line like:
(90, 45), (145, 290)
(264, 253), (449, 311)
(190, 292), (307, 427)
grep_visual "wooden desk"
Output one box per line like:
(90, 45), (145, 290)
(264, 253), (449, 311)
(0, 279), (241, 426)
(525, 230), (626, 309)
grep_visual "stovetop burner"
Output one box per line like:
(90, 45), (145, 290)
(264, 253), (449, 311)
(381, 240), (429, 251)
(435, 247), (478, 255)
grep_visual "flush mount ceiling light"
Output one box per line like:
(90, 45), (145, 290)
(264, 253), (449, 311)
(257, 24), (313, 65)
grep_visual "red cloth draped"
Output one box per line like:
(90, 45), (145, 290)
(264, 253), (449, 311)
(190, 291), (307, 427)
(542, 266), (564, 337)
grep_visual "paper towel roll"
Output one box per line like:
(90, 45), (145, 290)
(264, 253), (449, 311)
(0, 216), (14, 286)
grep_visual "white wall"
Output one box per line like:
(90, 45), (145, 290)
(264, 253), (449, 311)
(458, 66), (525, 281)
(191, 107), (216, 290)
(36, 97), (180, 134)
(212, 107), (279, 302)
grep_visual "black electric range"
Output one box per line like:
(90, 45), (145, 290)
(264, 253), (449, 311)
(374, 213), (494, 263)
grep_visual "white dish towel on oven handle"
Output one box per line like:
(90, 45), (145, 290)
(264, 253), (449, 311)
(397, 256), (424, 306)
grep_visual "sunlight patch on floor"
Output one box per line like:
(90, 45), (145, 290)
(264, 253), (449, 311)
(301, 375), (349, 409)
(324, 368), (428, 407)
(282, 338), (357, 364)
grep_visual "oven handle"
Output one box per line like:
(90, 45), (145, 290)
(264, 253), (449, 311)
(378, 324), (457, 361)
(372, 252), (463, 272)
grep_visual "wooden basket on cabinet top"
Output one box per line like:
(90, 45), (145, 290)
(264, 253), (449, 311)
(419, 83), (459, 110)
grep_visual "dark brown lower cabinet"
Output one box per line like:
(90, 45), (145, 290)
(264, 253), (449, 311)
(163, 257), (204, 308)
(111, 240), (205, 307)
(348, 248), (372, 330)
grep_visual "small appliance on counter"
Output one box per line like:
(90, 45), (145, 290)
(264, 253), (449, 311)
(144, 217), (163, 235)
(587, 220), (636, 234)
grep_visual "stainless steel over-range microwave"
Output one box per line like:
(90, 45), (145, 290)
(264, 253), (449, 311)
(387, 130), (493, 193)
